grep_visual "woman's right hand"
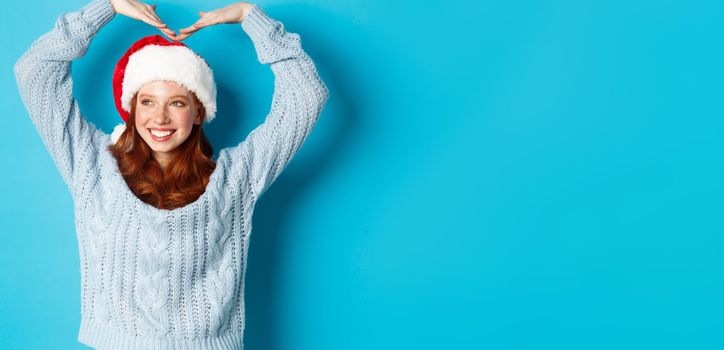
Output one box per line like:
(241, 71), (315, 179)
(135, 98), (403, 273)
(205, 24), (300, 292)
(110, 0), (176, 40)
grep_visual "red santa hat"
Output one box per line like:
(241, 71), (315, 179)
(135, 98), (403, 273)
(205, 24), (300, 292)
(110, 34), (217, 144)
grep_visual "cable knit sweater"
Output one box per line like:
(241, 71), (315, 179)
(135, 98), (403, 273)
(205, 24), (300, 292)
(13, 0), (329, 348)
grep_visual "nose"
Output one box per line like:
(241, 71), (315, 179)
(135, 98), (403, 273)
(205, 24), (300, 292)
(153, 107), (172, 124)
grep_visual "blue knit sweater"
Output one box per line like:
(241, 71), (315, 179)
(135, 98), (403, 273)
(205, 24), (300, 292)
(13, 0), (329, 348)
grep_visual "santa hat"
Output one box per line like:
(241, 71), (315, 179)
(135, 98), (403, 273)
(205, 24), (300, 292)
(110, 35), (217, 144)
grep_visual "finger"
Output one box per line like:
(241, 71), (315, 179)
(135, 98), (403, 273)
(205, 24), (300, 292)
(179, 22), (207, 33)
(150, 19), (168, 28)
(173, 31), (194, 41)
(140, 12), (168, 28)
(138, 4), (166, 26)
(178, 26), (196, 33)
(179, 16), (216, 33)
(178, 28), (201, 35)
(162, 31), (179, 41)
(159, 27), (176, 37)
(148, 11), (164, 25)
(143, 10), (167, 27)
(140, 15), (164, 28)
(198, 12), (216, 24)
(175, 17), (213, 39)
(146, 7), (166, 26)
(192, 12), (217, 26)
(155, 22), (178, 40)
(145, 19), (169, 30)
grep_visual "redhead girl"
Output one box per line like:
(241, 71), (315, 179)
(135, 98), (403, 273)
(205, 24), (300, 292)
(14, 0), (328, 348)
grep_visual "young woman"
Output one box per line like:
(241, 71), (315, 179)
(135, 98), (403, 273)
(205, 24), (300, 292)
(14, 0), (329, 348)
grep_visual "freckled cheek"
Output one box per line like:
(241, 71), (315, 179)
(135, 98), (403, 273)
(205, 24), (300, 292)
(134, 117), (147, 131)
(173, 111), (196, 127)
(171, 111), (192, 120)
(135, 110), (152, 124)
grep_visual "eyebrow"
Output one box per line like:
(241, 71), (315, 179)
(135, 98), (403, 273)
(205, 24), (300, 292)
(138, 94), (190, 100)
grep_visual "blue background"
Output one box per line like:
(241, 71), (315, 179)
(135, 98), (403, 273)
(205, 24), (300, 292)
(1, 0), (723, 349)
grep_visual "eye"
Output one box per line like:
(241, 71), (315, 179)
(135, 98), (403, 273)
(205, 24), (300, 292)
(172, 100), (186, 107)
(140, 99), (152, 105)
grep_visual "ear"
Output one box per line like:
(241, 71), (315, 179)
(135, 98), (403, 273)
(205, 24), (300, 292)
(193, 112), (202, 125)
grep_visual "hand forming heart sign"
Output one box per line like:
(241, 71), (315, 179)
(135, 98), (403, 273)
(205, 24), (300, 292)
(110, 0), (255, 41)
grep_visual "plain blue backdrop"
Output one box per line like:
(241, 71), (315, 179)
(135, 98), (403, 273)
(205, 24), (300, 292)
(1, 0), (723, 349)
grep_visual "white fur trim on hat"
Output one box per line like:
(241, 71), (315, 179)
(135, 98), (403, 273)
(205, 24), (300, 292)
(121, 45), (217, 122)
(110, 123), (126, 144)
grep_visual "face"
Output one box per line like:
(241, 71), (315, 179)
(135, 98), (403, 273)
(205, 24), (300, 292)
(134, 80), (202, 166)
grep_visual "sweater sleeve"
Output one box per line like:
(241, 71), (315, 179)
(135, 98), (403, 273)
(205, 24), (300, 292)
(227, 5), (330, 199)
(13, 0), (116, 195)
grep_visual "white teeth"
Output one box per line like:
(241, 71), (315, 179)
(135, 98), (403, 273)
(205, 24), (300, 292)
(150, 129), (173, 137)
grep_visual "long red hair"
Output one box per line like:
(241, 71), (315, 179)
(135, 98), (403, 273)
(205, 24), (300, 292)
(107, 93), (216, 210)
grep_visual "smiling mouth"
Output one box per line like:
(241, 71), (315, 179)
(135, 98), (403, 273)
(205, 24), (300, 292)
(148, 128), (177, 141)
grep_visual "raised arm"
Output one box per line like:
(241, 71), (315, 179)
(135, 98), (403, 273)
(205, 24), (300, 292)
(13, 0), (116, 194)
(227, 5), (330, 199)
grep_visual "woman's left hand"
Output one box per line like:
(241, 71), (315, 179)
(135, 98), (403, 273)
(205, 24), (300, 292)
(174, 2), (255, 41)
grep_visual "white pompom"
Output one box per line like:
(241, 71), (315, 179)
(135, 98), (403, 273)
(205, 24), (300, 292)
(110, 123), (127, 144)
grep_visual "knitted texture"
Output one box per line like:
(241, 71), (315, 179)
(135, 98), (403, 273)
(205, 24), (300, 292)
(13, 0), (329, 349)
